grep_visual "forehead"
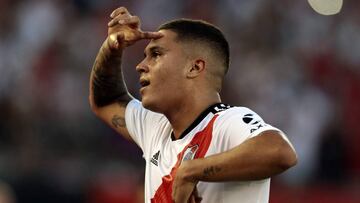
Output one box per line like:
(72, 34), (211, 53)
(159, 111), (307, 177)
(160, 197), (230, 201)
(144, 30), (180, 51)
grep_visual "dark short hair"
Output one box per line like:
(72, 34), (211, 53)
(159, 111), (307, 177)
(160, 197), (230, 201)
(158, 19), (230, 74)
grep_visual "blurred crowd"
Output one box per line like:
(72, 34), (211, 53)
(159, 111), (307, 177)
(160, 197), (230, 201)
(0, 0), (359, 202)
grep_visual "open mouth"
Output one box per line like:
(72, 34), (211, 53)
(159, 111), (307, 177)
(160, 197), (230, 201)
(140, 79), (150, 88)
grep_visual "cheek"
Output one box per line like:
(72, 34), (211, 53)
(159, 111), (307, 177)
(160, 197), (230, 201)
(158, 73), (184, 93)
(151, 57), (188, 91)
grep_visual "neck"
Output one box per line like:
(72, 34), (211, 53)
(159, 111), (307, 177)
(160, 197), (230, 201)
(164, 92), (221, 140)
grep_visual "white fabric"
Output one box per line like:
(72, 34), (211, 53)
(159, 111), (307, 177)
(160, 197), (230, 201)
(125, 99), (282, 203)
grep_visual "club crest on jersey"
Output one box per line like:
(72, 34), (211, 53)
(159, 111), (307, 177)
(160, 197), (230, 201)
(181, 145), (199, 163)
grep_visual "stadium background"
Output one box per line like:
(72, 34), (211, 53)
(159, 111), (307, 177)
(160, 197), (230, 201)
(0, 0), (359, 202)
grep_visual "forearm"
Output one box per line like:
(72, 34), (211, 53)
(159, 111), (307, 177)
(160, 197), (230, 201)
(181, 130), (297, 182)
(89, 40), (132, 108)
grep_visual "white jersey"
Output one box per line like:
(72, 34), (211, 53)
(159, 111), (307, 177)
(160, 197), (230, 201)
(125, 99), (285, 203)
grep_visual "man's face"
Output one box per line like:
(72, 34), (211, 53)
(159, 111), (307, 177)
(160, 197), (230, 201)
(136, 30), (190, 113)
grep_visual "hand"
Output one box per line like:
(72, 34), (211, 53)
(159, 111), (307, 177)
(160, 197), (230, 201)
(172, 161), (201, 203)
(106, 7), (163, 51)
(187, 188), (202, 203)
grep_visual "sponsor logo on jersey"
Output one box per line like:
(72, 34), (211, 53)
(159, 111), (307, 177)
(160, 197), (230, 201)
(242, 113), (265, 133)
(212, 103), (232, 113)
(181, 145), (199, 163)
(151, 150), (160, 166)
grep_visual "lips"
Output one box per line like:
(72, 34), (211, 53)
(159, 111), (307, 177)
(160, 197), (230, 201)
(139, 79), (150, 95)
(140, 78), (150, 88)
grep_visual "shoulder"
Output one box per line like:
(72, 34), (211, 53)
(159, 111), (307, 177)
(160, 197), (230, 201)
(211, 104), (276, 151)
(214, 104), (262, 124)
(125, 99), (169, 135)
(213, 104), (268, 136)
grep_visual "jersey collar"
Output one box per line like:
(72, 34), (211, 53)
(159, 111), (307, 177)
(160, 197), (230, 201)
(171, 103), (229, 141)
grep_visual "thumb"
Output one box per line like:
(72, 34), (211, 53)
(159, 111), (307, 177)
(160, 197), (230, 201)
(108, 32), (125, 50)
(140, 31), (164, 40)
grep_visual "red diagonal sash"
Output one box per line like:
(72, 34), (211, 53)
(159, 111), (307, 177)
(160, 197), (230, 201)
(151, 115), (218, 203)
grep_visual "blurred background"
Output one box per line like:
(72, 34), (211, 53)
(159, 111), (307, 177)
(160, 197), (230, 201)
(0, 0), (359, 202)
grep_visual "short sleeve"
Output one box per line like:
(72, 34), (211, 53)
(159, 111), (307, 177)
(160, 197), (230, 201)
(125, 99), (166, 156)
(213, 107), (281, 152)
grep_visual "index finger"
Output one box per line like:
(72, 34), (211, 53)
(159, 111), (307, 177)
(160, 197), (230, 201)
(140, 31), (164, 40)
(192, 187), (202, 203)
(188, 195), (196, 203)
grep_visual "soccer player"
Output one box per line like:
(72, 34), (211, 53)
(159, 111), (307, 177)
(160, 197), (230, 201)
(89, 7), (297, 203)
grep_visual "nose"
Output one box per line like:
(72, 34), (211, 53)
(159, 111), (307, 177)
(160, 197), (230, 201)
(136, 60), (149, 74)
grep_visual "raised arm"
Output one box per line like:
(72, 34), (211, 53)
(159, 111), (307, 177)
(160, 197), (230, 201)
(172, 130), (297, 203)
(89, 7), (163, 141)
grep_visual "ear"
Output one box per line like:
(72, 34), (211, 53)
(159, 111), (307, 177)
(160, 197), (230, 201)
(186, 59), (205, 78)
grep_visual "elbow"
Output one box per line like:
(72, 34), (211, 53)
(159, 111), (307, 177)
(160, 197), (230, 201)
(277, 145), (298, 171)
(89, 95), (101, 115)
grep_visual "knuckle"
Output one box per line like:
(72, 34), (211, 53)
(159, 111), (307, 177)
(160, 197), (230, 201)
(119, 7), (128, 14)
(121, 18), (129, 24)
(132, 15), (139, 20)
(116, 15), (127, 21)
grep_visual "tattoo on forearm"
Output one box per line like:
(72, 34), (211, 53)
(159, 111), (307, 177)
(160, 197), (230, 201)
(112, 114), (126, 128)
(91, 46), (131, 107)
(202, 166), (221, 179)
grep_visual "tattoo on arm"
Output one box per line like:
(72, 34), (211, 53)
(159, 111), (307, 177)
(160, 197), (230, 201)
(91, 46), (131, 107)
(202, 166), (221, 179)
(112, 114), (126, 128)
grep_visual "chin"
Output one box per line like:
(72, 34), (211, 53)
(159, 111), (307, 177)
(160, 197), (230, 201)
(142, 96), (170, 114)
(141, 97), (160, 112)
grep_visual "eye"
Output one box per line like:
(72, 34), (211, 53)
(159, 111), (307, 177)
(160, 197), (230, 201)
(151, 51), (161, 58)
